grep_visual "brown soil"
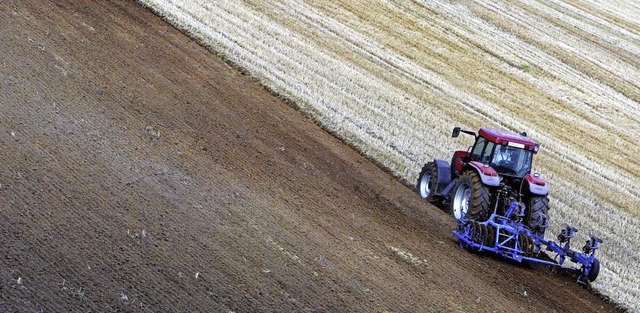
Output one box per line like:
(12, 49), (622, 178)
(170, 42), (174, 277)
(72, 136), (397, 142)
(0, 1), (622, 312)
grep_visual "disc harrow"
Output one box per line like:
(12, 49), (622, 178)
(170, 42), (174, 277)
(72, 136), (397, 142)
(453, 200), (602, 284)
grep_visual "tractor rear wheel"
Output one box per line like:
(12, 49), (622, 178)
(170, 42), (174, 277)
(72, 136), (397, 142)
(450, 170), (490, 221)
(527, 195), (549, 237)
(416, 162), (439, 203)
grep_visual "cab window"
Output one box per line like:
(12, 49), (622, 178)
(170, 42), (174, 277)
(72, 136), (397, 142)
(482, 141), (495, 164)
(471, 137), (487, 162)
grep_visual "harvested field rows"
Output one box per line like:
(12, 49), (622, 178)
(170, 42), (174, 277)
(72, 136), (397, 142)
(139, 0), (640, 310)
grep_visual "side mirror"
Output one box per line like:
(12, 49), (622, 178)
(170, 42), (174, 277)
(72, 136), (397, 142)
(452, 127), (461, 138)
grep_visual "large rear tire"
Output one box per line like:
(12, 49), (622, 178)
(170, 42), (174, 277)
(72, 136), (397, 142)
(416, 162), (439, 204)
(526, 195), (549, 237)
(450, 170), (490, 221)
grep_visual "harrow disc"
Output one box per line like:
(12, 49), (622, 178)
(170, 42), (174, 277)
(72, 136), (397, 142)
(473, 222), (488, 246)
(478, 224), (487, 246)
(470, 222), (478, 244)
(518, 236), (526, 255)
(527, 236), (536, 256)
(486, 225), (496, 246)
(518, 235), (531, 256)
(518, 234), (534, 256)
(458, 223), (473, 249)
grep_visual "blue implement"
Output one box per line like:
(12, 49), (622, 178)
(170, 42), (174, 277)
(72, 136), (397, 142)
(452, 200), (602, 284)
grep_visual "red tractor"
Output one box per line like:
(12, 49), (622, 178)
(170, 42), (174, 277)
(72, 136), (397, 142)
(417, 127), (549, 236)
(417, 127), (603, 283)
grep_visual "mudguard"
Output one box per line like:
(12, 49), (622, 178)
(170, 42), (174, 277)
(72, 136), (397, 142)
(451, 150), (469, 174)
(433, 159), (452, 195)
(525, 173), (548, 195)
(468, 161), (500, 187)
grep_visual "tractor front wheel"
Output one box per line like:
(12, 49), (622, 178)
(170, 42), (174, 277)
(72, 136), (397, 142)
(450, 170), (490, 221)
(416, 162), (439, 204)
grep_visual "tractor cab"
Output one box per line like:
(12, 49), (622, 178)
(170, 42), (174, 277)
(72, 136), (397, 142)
(469, 128), (537, 178)
(452, 127), (538, 180)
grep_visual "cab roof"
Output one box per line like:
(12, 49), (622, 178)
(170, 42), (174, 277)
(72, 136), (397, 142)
(479, 128), (538, 151)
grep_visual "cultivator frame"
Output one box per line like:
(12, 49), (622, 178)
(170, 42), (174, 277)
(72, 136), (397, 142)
(453, 200), (602, 284)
